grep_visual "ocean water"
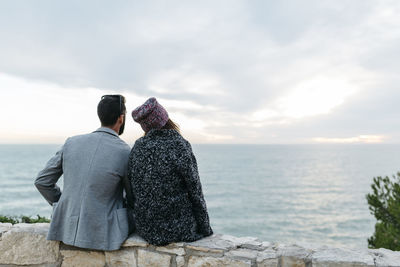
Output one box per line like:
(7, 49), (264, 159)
(1, 144), (399, 249)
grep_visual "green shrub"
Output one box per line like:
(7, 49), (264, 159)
(0, 215), (50, 225)
(366, 172), (400, 250)
(0, 215), (19, 224)
(21, 215), (50, 223)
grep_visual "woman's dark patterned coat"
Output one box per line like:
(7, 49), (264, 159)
(127, 129), (213, 245)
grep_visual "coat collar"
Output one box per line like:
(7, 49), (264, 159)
(93, 127), (119, 137)
(145, 129), (180, 138)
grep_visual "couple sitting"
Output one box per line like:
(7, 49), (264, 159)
(34, 95), (213, 251)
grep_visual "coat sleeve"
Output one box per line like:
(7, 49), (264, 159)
(122, 162), (135, 234)
(125, 142), (140, 234)
(126, 142), (139, 210)
(34, 144), (64, 205)
(123, 159), (135, 210)
(179, 141), (213, 236)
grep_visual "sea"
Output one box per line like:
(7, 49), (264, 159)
(1, 144), (399, 249)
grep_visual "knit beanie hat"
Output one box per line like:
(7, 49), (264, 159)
(131, 97), (169, 132)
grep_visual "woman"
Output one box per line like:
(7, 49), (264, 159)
(127, 97), (213, 245)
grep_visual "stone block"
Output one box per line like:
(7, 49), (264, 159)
(276, 244), (312, 267)
(0, 223), (12, 234)
(0, 263), (62, 267)
(186, 234), (258, 257)
(261, 241), (273, 248)
(186, 234), (239, 251)
(369, 248), (400, 267)
(156, 245), (185, 256)
(0, 224), (60, 265)
(313, 264), (372, 267)
(257, 249), (279, 267)
(280, 257), (306, 267)
(187, 256), (251, 267)
(61, 249), (105, 267)
(225, 248), (258, 261)
(220, 234), (261, 249)
(122, 234), (149, 248)
(0, 223), (12, 240)
(12, 223), (50, 235)
(105, 247), (136, 267)
(257, 258), (279, 267)
(137, 249), (171, 267)
(169, 242), (185, 247)
(176, 255), (185, 267)
(312, 247), (375, 267)
(185, 245), (224, 256)
(240, 239), (264, 250)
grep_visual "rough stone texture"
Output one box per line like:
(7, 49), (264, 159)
(313, 264), (373, 267)
(261, 241), (273, 248)
(0, 223), (12, 236)
(105, 247), (137, 267)
(0, 263), (62, 267)
(257, 249), (279, 267)
(2, 223), (400, 267)
(371, 248), (400, 267)
(0, 224), (59, 265)
(137, 249), (171, 267)
(60, 249), (105, 267)
(225, 248), (258, 261)
(276, 244), (312, 267)
(312, 247), (375, 267)
(257, 258), (279, 267)
(185, 245), (224, 257)
(122, 234), (149, 248)
(156, 244), (185, 255)
(240, 240), (263, 250)
(220, 235), (260, 249)
(176, 255), (185, 267)
(186, 234), (237, 251)
(280, 258), (306, 267)
(12, 223), (50, 235)
(187, 256), (251, 267)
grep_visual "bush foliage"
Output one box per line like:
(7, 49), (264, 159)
(366, 172), (400, 250)
(0, 215), (50, 224)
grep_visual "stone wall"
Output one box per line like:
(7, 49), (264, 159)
(1, 223), (400, 267)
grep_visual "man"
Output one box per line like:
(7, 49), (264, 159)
(35, 95), (133, 251)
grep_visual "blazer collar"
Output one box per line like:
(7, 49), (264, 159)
(94, 127), (119, 137)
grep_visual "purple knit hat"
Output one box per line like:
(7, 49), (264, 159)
(132, 97), (169, 132)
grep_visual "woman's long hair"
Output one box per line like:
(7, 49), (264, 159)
(161, 119), (180, 133)
(144, 119), (180, 135)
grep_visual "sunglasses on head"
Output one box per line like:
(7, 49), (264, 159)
(101, 95), (124, 115)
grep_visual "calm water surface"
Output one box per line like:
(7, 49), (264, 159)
(1, 144), (399, 249)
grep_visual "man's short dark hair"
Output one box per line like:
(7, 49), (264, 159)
(97, 95), (126, 126)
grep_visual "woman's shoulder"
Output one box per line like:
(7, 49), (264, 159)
(165, 130), (192, 149)
(132, 136), (145, 148)
(131, 129), (192, 151)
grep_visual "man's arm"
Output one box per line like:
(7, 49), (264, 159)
(124, 148), (137, 234)
(34, 144), (64, 205)
(122, 172), (134, 209)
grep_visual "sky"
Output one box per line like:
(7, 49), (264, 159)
(0, 0), (399, 144)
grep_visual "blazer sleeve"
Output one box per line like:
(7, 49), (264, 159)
(122, 157), (135, 234)
(179, 141), (213, 236)
(122, 163), (135, 210)
(125, 142), (139, 210)
(34, 144), (64, 205)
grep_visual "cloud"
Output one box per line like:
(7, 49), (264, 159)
(313, 135), (385, 144)
(0, 1), (399, 143)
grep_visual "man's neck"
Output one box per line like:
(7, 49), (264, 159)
(102, 125), (119, 135)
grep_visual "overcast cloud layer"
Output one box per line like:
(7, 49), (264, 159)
(1, 0), (399, 143)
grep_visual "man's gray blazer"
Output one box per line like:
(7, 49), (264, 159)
(34, 127), (132, 251)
